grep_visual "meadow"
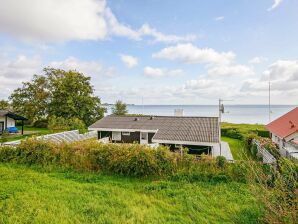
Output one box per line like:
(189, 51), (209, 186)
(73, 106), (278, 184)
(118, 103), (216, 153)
(0, 163), (263, 224)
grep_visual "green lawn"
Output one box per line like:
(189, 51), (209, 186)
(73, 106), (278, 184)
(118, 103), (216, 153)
(221, 122), (266, 134)
(221, 136), (253, 160)
(0, 163), (263, 224)
(2, 126), (57, 143)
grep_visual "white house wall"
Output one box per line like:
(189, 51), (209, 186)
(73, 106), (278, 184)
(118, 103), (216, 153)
(0, 116), (16, 128)
(285, 132), (298, 142)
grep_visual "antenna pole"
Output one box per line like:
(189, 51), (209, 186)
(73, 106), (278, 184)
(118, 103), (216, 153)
(269, 79), (271, 122)
(219, 99), (222, 156)
(142, 96), (144, 115)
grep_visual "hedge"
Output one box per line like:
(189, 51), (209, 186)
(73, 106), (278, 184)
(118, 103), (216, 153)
(0, 139), (249, 182)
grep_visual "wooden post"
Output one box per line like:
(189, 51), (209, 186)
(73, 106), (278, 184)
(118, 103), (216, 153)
(5, 115), (7, 129)
(180, 145), (183, 158)
(21, 120), (24, 135)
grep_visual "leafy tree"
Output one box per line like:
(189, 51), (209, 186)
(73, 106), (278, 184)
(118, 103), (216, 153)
(112, 100), (128, 115)
(0, 100), (10, 110)
(48, 116), (86, 133)
(9, 68), (105, 126)
(48, 116), (69, 132)
(45, 68), (105, 125)
(10, 75), (49, 123)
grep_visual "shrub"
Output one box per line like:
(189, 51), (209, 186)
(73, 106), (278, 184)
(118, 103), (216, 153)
(0, 131), (9, 144)
(221, 128), (243, 140)
(250, 143), (258, 157)
(33, 119), (48, 128)
(48, 116), (69, 131)
(48, 116), (86, 133)
(68, 117), (87, 133)
(256, 130), (270, 138)
(0, 139), (253, 181)
(216, 156), (226, 168)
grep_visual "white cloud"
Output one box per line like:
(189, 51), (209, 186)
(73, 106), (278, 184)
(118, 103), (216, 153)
(0, 55), (41, 79)
(153, 43), (235, 65)
(241, 60), (298, 94)
(0, 0), (196, 43)
(207, 64), (254, 77)
(184, 79), (214, 89)
(138, 24), (197, 43)
(261, 60), (298, 81)
(214, 16), (224, 21)
(0, 0), (107, 42)
(268, 0), (283, 11)
(143, 66), (183, 78)
(49, 57), (116, 77)
(120, 54), (138, 68)
(249, 57), (268, 64)
(0, 55), (119, 99)
(104, 7), (140, 40)
(0, 55), (42, 98)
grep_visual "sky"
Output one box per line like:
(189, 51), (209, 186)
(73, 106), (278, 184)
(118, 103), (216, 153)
(0, 0), (298, 105)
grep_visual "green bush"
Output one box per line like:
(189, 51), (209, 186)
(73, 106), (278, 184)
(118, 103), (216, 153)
(48, 116), (86, 133)
(216, 156), (226, 168)
(48, 116), (69, 131)
(33, 119), (48, 128)
(0, 131), (9, 143)
(256, 130), (270, 138)
(0, 139), (254, 181)
(250, 144), (258, 157)
(68, 117), (87, 133)
(221, 128), (243, 140)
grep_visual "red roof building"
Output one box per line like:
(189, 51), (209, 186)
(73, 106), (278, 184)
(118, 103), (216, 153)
(266, 107), (298, 139)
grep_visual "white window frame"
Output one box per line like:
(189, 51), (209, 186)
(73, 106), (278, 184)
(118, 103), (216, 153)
(122, 132), (130, 136)
(112, 131), (121, 141)
(140, 132), (148, 144)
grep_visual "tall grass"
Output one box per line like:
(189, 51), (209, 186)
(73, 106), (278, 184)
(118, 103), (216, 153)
(0, 139), (246, 181)
(0, 138), (297, 223)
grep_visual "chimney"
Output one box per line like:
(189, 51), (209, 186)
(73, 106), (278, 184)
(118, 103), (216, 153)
(174, 109), (184, 116)
(289, 120), (295, 128)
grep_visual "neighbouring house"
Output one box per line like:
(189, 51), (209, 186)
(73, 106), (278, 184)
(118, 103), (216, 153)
(266, 107), (298, 159)
(0, 110), (27, 135)
(89, 115), (220, 156)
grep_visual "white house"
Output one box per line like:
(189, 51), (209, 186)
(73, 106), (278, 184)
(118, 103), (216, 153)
(0, 110), (27, 135)
(266, 107), (298, 159)
(89, 114), (235, 160)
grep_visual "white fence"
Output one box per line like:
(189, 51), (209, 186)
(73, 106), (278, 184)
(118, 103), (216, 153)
(2, 130), (97, 146)
(252, 139), (277, 164)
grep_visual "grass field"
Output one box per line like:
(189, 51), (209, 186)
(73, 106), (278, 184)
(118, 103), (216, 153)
(221, 122), (266, 134)
(221, 137), (253, 160)
(0, 163), (263, 224)
(2, 126), (58, 143)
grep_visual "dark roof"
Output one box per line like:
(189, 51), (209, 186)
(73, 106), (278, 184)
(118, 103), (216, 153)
(0, 110), (27, 120)
(89, 115), (219, 143)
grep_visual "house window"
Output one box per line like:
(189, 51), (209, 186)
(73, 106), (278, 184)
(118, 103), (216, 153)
(112, 131), (121, 141)
(175, 144), (182, 148)
(122, 132), (130, 136)
(141, 132), (147, 140)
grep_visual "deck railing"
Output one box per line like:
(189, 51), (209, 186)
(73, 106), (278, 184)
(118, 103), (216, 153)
(2, 130), (97, 146)
(252, 139), (276, 164)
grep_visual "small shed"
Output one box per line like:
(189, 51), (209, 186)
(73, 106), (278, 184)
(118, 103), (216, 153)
(0, 110), (27, 135)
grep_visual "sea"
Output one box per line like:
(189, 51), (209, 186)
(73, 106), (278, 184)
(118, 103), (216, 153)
(104, 105), (297, 125)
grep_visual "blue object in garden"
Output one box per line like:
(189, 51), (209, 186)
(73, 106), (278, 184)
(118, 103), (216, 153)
(6, 127), (19, 133)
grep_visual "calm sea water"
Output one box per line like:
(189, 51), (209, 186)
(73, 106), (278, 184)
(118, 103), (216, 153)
(105, 105), (297, 124)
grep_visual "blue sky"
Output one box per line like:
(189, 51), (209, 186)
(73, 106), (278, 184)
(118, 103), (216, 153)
(0, 0), (298, 105)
